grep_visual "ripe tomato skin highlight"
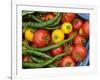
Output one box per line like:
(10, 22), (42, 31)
(79, 21), (89, 37)
(73, 35), (85, 45)
(33, 29), (50, 48)
(60, 56), (75, 67)
(72, 18), (83, 30)
(72, 45), (86, 62)
(51, 46), (63, 56)
(61, 13), (76, 23)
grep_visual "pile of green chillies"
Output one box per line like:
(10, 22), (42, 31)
(22, 12), (61, 30)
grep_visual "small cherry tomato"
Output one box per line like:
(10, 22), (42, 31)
(72, 45), (86, 62)
(51, 46), (63, 56)
(60, 56), (75, 67)
(73, 35), (85, 45)
(33, 29), (50, 48)
(72, 18), (83, 30)
(61, 13), (76, 23)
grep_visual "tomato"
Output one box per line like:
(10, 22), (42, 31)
(72, 18), (83, 30)
(45, 13), (54, 21)
(73, 35), (85, 45)
(52, 29), (64, 43)
(60, 56), (75, 67)
(61, 22), (72, 34)
(24, 29), (34, 42)
(72, 45), (86, 62)
(22, 56), (30, 62)
(61, 13), (76, 23)
(52, 12), (57, 16)
(64, 45), (74, 55)
(68, 32), (75, 38)
(41, 13), (54, 21)
(79, 21), (89, 37)
(33, 29), (50, 48)
(51, 46), (63, 56)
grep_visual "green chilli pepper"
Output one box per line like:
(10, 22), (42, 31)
(22, 49), (52, 59)
(22, 13), (61, 28)
(30, 56), (45, 63)
(30, 56), (56, 67)
(44, 26), (60, 30)
(23, 14), (44, 23)
(49, 15), (61, 27)
(22, 53), (65, 68)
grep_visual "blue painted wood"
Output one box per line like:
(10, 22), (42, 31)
(77, 13), (89, 21)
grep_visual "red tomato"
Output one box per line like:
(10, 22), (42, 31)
(68, 32), (76, 39)
(64, 45), (74, 55)
(61, 13), (76, 23)
(22, 56), (30, 62)
(72, 18), (83, 30)
(72, 45), (86, 62)
(51, 46), (63, 56)
(45, 13), (54, 21)
(33, 29), (50, 48)
(79, 21), (89, 37)
(41, 16), (46, 21)
(41, 13), (54, 21)
(73, 35), (85, 45)
(60, 56), (75, 67)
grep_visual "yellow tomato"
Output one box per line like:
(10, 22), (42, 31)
(24, 29), (34, 42)
(52, 29), (64, 43)
(61, 22), (72, 34)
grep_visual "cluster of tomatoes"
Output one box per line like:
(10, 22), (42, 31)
(24, 13), (89, 67)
